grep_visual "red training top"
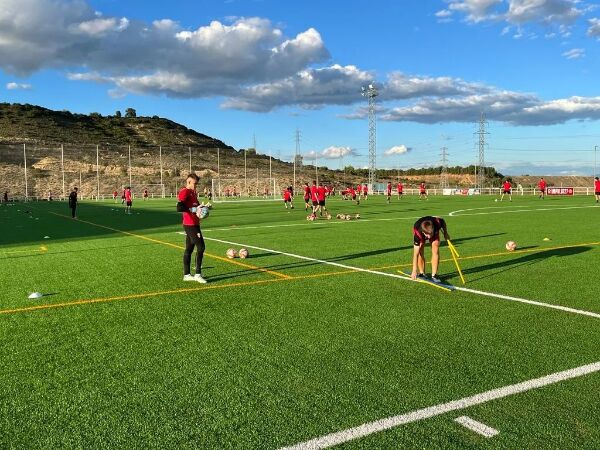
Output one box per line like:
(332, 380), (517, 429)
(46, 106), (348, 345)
(178, 188), (200, 226)
(304, 186), (311, 198)
(539, 180), (547, 190)
(125, 190), (132, 202)
(397, 183), (403, 193)
(311, 185), (318, 202)
(503, 181), (511, 191)
(420, 183), (426, 193)
(283, 190), (291, 201)
(595, 180), (600, 191)
(387, 183), (392, 194)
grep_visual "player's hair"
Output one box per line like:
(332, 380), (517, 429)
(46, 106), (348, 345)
(420, 220), (434, 235)
(596, 177), (599, 180)
(186, 173), (199, 181)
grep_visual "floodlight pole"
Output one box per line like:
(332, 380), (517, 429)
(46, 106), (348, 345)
(315, 153), (318, 184)
(594, 145), (598, 179)
(294, 129), (300, 196)
(128, 145), (132, 187)
(23, 144), (28, 200)
(361, 83), (378, 193)
(475, 112), (488, 192)
(159, 146), (164, 198)
(244, 148), (247, 197)
(96, 145), (100, 201)
(217, 147), (221, 198)
(188, 146), (192, 174)
(61, 143), (65, 199)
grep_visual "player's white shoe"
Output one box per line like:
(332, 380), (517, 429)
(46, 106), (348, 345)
(183, 274), (195, 282)
(194, 274), (208, 284)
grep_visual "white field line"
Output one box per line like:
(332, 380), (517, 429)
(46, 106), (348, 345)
(280, 361), (600, 449)
(449, 205), (598, 217)
(203, 237), (600, 320)
(454, 416), (499, 438)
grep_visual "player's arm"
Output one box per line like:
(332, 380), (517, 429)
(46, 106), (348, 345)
(440, 218), (450, 241)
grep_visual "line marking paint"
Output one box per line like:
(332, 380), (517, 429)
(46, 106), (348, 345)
(449, 205), (598, 217)
(0, 269), (357, 316)
(454, 416), (499, 438)
(49, 212), (290, 279)
(280, 361), (600, 449)
(204, 237), (600, 320)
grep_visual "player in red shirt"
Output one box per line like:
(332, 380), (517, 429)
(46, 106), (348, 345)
(538, 178), (547, 199)
(310, 181), (319, 213)
(356, 184), (363, 200)
(113, 190), (118, 202)
(348, 185), (359, 205)
(411, 216), (450, 283)
(178, 174), (207, 283)
(363, 184), (368, 199)
(317, 182), (327, 216)
(500, 179), (512, 202)
(124, 187), (133, 214)
(419, 182), (428, 200)
(143, 189), (148, 201)
(283, 187), (294, 209)
(397, 182), (404, 199)
(121, 188), (126, 204)
(594, 177), (600, 203)
(303, 182), (311, 211)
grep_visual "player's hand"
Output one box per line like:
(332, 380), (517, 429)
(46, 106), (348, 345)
(411, 270), (417, 280)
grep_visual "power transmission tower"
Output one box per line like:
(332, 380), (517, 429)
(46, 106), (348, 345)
(475, 112), (489, 191)
(440, 147), (449, 189)
(362, 83), (378, 192)
(294, 129), (301, 194)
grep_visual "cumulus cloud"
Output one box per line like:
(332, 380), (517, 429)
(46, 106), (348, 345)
(562, 48), (585, 59)
(588, 17), (600, 36)
(384, 145), (411, 156)
(6, 81), (31, 90)
(304, 146), (357, 160)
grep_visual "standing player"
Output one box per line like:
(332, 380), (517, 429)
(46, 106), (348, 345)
(500, 179), (512, 202)
(317, 182), (327, 216)
(386, 181), (392, 204)
(419, 182), (428, 200)
(68, 187), (78, 219)
(283, 187), (293, 209)
(348, 185), (359, 205)
(124, 186), (133, 214)
(595, 177), (600, 203)
(411, 216), (450, 283)
(113, 190), (118, 202)
(397, 181), (404, 199)
(310, 181), (319, 214)
(178, 174), (207, 283)
(303, 182), (311, 211)
(363, 184), (368, 200)
(3, 191), (8, 203)
(143, 189), (149, 201)
(121, 188), (126, 204)
(538, 178), (547, 199)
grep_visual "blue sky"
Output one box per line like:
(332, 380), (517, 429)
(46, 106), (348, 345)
(2, 0), (600, 175)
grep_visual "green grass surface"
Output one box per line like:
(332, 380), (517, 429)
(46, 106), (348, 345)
(1, 194), (599, 448)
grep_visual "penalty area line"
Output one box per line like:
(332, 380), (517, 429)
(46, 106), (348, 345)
(204, 237), (600, 320)
(280, 361), (600, 449)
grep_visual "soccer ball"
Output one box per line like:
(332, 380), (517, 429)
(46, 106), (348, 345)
(336, 213), (342, 219)
(226, 248), (238, 259)
(345, 215), (351, 221)
(239, 248), (249, 259)
(326, 214), (332, 220)
(306, 214), (316, 221)
(355, 214), (361, 219)
(505, 240), (517, 252)
(198, 206), (209, 219)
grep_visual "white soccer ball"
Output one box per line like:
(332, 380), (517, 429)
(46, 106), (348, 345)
(226, 248), (238, 259)
(239, 248), (249, 259)
(505, 240), (517, 252)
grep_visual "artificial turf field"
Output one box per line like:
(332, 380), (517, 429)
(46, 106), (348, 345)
(1, 193), (599, 449)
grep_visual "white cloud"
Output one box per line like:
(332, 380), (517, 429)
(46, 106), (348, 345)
(304, 146), (356, 160)
(384, 145), (411, 156)
(506, 0), (582, 25)
(588, 17), (600, 36)
(447, 0), (503, 23)
(562, 48), (585, 59)
(6, 81), (31, 90)
(436, 9), (453, 17)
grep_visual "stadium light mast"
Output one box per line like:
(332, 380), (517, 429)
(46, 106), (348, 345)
(61, 144), (65, 199)
(594, 145), (598, 179)
(128, 145), (132, 188)
(96, 145), (100, 201)
(294, 128), (301, 195)
(475, 112), (489, 192)
(23, 144), (28, 200)
(440, 147), (449, 189)
(361, 83), (378, 192)
(159, 145), (164, 198)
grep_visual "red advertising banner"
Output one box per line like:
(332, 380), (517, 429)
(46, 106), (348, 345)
(547, 187), (574, 196)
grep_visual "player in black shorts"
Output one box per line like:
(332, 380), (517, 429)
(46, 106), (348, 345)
(68, 187), (78, 218)
(411, 216), (450, 283)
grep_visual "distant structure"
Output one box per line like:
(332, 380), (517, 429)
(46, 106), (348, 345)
(475, 112), (489, 190)
(361, 83), (378, 192)
(440, 146), (449, 188)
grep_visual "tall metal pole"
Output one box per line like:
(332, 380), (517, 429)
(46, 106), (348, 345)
(362, 83), (378, 193)
(79, 170), (82, 190)
(256, 166), (259, 197)
(244, 148), (247, 196)
(96, 145), (100, 201)
(61, 143), (65, 199)
(594, 145), (598, 179)
(440, 147), (449, 189)
(128, 145), (132, 187)
(23, 144), (28, 200)
(217, 148), (220, 198)
(188, 146), (192, 174)
(269, 149), (272, 192)
(159, 146), (164, 198)
(475, 112), (488, 191)
(294, 129), (300, 196)
(315, 153), (318, 184)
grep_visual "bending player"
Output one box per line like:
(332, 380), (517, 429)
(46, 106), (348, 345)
(411, 216), (450, 283)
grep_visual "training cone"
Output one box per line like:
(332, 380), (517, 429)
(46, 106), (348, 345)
(543, 237), (551, 241)
(28, 292), (43, 299)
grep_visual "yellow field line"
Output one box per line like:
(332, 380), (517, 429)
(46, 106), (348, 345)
(0, 270), (357, 316)
(2, 246), (47, 255)
(370, 240), (600, 271)
(49, 212), (291, 279)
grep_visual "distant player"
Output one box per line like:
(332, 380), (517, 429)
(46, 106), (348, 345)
(348, 185), (359, 205)
(419, 182), (428, 200)
(317, 182), (327, 216)
(2, 191), (8, 203)
(47, 191), (53, 201)
(411, 216), (450, 283)
(124, 186), (133, 214)
(386, 181), (392, 203)
(121, 188), (126, 204)
(595, 177), (600, 203)
(68, 187), (78, 219)
(311, 181), (319, 213)
(397, 182), (404, 199)
(500, 179), (512, 202)
(113, 190), (118, 202)
(178, 173), (207, 283)
(303, 182), (311, 211)
(143, 189), (149, 201)
(363, 184), (368, 200)
(283, 187), (293, 209)
(538, 178), (547, 199)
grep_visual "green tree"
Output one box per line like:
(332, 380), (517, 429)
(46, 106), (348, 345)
(125, 108), (137, 118)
